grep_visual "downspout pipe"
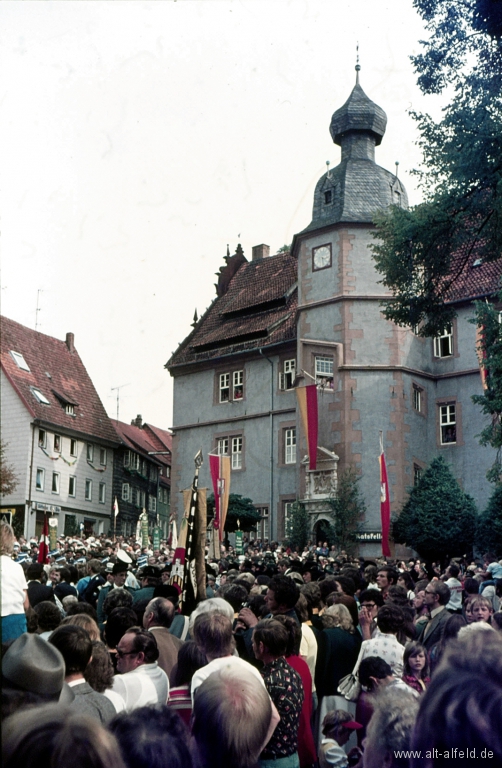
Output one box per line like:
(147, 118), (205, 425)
(259, 348), (274, 539)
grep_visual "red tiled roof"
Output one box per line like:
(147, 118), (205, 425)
(168, 252), (297, 369)
(143, 423), (172, 455)
(1, 316), (118, 444)
(444, 247), (502, 303)
(113, 420), (171, 469)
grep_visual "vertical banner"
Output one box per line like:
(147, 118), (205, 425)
(170, 451), (204, 615)
(209, 453), (231, 542)
(296, 384), (319, 470)
(48, 517), (58, 551)
(475, 325), (488, 390)
(140, 509), (149, 549)
(37, 514), (49, 564)
(379, 433), (391, 558)
(153, 526), (162, 551)
(235, 529), (243, 554)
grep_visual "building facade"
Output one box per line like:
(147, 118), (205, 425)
(167, 74), (499, 555)
(112, 416), (171, 538)
(1, 317), (119, 539)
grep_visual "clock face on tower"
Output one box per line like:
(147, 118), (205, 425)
(312, 243), (332, 271)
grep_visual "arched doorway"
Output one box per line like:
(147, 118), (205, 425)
(313, 518), (331, 546)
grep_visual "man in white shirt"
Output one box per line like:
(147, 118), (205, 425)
(111, 627), (169, 710)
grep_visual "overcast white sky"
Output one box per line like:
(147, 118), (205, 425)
(1, 1), (444, 429)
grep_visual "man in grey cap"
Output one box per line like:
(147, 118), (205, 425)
(2, 633), (74, 719)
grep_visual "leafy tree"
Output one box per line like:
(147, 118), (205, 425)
(470, 290), (502, 483)
(325, 467), (366, 555)
(285, 500), (310, 552)
(1, 440), (19, 497)
(372, 0), (502, 336)
(207, 493), (261, 534)
(475, 483), (502, 556)
(393, 456), (477, 563)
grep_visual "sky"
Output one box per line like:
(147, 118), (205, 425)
(1, 0), (444, 430)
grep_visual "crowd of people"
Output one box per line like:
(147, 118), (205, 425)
(2, 521), (502, 768)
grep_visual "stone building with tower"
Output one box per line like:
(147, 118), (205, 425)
(167, 72), (498, 555)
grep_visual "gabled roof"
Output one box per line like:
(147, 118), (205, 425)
(1, 316), (118, 444)
(167, 251), (297, 369)
(113, 420), (171, 471)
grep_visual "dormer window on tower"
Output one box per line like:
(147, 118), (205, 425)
(324, 191), (332, 205)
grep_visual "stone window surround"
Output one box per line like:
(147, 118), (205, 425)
(213, 428), (246, 472)
(436, 396), (463, 447)
(432, 318), (459, 359)
(213, 364), (246, 406)
(411, 380), (427, 418)
(278, 419), (297, 467)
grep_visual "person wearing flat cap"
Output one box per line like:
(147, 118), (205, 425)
(132, 566), (160, 605)
(2, 632), (75, 719)
(96, 562), (135, 630)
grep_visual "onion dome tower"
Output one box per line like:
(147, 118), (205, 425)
(303, 65), (408, 233)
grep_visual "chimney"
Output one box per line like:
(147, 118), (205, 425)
(66, 333), (75, 353)
(252, 244), (270, 261)
(132, 414), (143, 428)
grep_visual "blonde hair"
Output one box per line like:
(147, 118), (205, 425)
(322, 603), (355, 633)
(1, 522), (15, 555)
(60, 614), (101, 642)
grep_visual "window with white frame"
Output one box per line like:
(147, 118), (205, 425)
(85, 479), (92, 501)
(99, 448), (106, 466)
(279, 359), (296, 391)
(123, 451), (130, 467)
(132, 453), (140, 471)
(54, 434), (61, 452)
(36, 468), (45, 491)
(69, 476), (76, 497)
(122, 483), (130, 501)
(52, 472), (60, 494)
(38, 429), (47, 448)
(413, 465), (422, 486)
(149, 495), (157, 513)
(285, 428), (296, 464)
(413, 386), (423, 413)
(315, 355), (334, 385)
(255, 507), (269, 540)
(434, 325), (453, 358)
(31, 387), (50, 405)
(440, 403), (457, 444)
(231, 437), (243, 469)
(219, 373), (230, 402)
(233, 370), (244, 400)
(99, 483), (106, 504)
(218, 370), (244, 403)
(70, 439), (78, 457)
(217, 438), (229, 456)
(65, 404), (75, 416)
(10, 350), (30, 371)
(86, 444), (94, 462)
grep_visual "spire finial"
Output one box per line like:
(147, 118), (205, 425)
(355, 42), (360, 84)
(326, 160), (331, 179)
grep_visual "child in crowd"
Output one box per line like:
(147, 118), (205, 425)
(402, 641), (430, 694)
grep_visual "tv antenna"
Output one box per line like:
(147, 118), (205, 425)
(111, 383), (130, 423)
(35, 289), (42, 330)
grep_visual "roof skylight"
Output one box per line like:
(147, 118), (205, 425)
(10, 350), (30, 371)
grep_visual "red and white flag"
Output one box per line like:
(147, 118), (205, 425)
(379, 434), (391, 558)
(296, 384), (318, 470)
(37, 514), (49, 564)
(209, 453), (231, 541)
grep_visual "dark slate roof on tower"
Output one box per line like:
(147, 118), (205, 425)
(1, 316), (119, 444)
(167, 249), (297, 369)
(330, 82), (387, 146)
(301, 72), (408, 233)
